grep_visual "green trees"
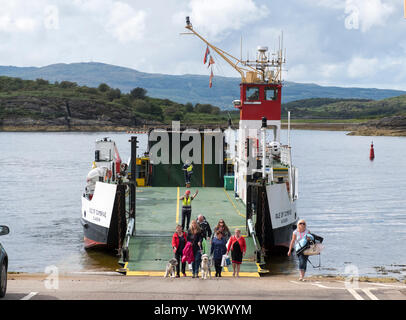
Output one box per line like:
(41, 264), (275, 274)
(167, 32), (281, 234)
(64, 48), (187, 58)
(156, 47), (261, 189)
(35, 79), (49, 86)
(149, 103), (163, 119)
(106, 88), (121, 101)
(59, 81), (77, 89)
(0, 77), (24, 91)
(98, 83), (110, 92)
(133, 99), (150, 113)
(130, 87), (147, 100)
(163, 105), (183, 121)
(185, 102), (194, 112)
(194, 103), (220, 114)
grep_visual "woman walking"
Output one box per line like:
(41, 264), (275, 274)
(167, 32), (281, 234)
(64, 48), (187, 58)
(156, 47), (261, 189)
(172, 225), (187, 277)
(187, 220), (202, 278)
(212, 219), (231, 242)
(210, 231), (227, 277)
(287, 219), (311, 281)
(227, 229), (246, 277)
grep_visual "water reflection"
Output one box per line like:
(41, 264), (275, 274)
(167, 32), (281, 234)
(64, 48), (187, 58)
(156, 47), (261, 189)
(80, 248), (121, 271)
(263, 255), (298, 276)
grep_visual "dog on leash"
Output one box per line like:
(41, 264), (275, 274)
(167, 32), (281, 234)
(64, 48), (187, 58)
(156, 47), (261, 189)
(200, 254), (212, 279)
(164, 258), (178, 278)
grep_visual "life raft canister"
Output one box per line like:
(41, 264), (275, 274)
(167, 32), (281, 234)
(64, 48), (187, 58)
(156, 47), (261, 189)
(115, 159), (122, 175)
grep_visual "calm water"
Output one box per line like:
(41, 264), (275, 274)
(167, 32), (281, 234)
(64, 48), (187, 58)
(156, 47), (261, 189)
(0, 130), (405, 279)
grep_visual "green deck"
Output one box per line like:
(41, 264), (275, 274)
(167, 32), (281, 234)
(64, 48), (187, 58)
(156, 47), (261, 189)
(123, 187), (264, 277)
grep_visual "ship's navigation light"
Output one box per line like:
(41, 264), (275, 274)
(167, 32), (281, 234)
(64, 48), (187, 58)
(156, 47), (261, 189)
(233, 100), (241, 108)
(186, 16), (191, 27)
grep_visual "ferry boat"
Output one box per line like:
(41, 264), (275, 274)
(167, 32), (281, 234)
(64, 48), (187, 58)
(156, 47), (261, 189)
(81, 18), (299, 273)
(183, 17), (299, 254)
(81, 137), (137, 251)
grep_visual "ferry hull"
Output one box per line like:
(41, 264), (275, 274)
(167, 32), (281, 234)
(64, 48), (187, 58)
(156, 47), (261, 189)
(82, 218), (109, 249)
(248, 181), (297, 255)
(268, 223), (296, 254)
(267, 183), (297, 253)
(81, 182), (127, 251)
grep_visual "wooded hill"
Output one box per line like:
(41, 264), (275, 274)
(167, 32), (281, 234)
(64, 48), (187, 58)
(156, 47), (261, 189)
(0, 76), (234, 130)
(282, 96), (406, 120)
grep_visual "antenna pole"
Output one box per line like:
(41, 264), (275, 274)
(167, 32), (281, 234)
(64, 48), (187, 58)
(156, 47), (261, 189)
(240, 35), (243, 62)
(288, 111), (291, 148)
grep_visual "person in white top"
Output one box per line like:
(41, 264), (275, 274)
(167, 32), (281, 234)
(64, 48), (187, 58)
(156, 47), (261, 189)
(287, 219), (312, 281)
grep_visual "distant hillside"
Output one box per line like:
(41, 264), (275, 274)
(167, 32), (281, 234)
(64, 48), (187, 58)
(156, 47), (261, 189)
(282, 96), (406, 119)
(0, 62), (405, 109)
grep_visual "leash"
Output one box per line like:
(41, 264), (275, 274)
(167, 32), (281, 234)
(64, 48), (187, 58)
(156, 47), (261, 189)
(307, 254), (321, 269)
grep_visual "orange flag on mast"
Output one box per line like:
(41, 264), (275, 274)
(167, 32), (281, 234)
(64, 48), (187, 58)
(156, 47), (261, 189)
(203, 46), (210, 64)
(208, 55), (215, 68)
(209, 69), (213, 88)
(404, 0), (406, 18)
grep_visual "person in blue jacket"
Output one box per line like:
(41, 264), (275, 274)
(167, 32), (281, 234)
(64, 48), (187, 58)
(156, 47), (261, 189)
(210, 230), (227, 277)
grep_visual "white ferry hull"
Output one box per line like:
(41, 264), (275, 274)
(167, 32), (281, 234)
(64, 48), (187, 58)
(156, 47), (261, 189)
(81, 182), (118, 249)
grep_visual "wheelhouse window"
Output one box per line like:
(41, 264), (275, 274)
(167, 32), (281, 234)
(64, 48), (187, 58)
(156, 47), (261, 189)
(265, 87), (278, 101)
(246, 87), (260, 101)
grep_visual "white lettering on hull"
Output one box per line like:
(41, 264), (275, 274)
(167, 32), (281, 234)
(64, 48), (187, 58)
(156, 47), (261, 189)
(82, 182), (117, 228)
(266, 183), (296, 229)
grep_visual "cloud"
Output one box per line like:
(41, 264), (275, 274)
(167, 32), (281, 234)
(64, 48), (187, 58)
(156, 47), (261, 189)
(0, 1), (39, 33)
(304, 0), (395, 32)
(345, 0), (395, 32)
(72, 0), (146, 43)
(304, 0), (344, 10)
(0, 0), (405, 90)
(106, 2), (146, 43)
(0, 1), (61, 33)
(175, 0), (269, 38)
(44, 5), (60, 30)
(0, 16), (38, 33)
(347, 56), (379, 78)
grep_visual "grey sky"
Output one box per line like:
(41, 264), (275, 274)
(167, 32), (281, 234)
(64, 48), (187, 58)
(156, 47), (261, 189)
(0, 0), (405, 89)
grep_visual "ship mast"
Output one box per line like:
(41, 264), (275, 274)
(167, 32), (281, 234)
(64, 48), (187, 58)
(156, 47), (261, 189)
(184, 16), (285, 84)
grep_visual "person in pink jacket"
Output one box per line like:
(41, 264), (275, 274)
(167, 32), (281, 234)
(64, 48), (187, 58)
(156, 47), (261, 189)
(172, 225), (187, 277)
(182, 241), (194, 265)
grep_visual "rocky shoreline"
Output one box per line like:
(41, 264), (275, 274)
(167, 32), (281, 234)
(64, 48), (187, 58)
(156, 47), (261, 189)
(2, 121), (406, 136)
(0, 121), (403, 135)
(0, 122), (357, 132)
(346, 116), (406, 136)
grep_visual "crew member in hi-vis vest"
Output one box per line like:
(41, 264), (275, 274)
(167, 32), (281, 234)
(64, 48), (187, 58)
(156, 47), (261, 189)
(179, 189), (199, 231)
(182, 161), (194, 187)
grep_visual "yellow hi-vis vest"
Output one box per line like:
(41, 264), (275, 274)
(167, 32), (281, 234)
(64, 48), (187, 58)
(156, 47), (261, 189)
(182, 196), (192, 207)
(187, 165), (193, 172)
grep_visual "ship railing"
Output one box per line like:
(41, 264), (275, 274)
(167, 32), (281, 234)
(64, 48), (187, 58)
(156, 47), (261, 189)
(122, 217), (135, 262)
(247, 218), (260, 251)
(280, 145), (291, 167)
